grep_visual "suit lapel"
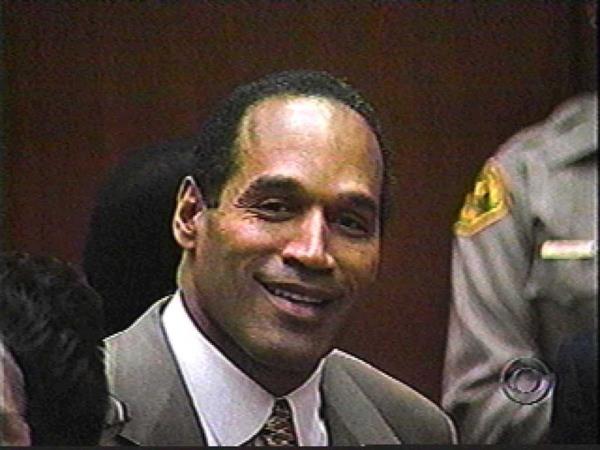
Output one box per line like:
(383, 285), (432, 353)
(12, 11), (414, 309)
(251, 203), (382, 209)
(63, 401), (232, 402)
(108, 301), (403, 446)
(322, 353), (402, 446)
(106, 297), (206, 446)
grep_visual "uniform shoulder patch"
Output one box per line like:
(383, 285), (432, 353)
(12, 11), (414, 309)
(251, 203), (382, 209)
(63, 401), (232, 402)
(454, 160), (510, 237)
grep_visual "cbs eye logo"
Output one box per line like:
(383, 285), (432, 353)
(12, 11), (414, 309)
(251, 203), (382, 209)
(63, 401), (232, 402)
(500, 357), (556, 405)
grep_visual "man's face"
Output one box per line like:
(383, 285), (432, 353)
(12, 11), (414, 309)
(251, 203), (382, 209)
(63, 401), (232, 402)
(183, 95), (382, 373)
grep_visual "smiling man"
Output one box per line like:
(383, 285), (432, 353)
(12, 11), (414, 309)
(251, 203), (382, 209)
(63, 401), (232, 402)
(101, 70), (456, 446)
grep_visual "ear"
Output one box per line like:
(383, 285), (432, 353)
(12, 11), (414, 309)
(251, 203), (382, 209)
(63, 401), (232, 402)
(172, 176), (206, 250)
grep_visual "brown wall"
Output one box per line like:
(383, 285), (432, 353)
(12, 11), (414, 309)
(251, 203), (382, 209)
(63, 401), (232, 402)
(2, 1), (594, 401)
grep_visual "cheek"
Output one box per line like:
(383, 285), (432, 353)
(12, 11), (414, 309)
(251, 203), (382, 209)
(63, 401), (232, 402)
(218, 218), (287, 255)
(336, 243), (380, 284)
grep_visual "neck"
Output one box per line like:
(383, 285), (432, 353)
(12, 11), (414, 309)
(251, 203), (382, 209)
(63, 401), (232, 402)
(180, 289), (314, 397)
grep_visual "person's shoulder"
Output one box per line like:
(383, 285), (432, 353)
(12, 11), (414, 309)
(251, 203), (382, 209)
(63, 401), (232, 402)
(106, 298), (169, 345)
(325, 350), (448, 414)
(102, 296), (178, 444)
(325, 349), (457, 443)
(495, 93), (597, 169)
(104, 296), (172, 379)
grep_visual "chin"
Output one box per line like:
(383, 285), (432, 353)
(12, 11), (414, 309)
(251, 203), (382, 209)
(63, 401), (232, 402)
(249, 339), (330, 375)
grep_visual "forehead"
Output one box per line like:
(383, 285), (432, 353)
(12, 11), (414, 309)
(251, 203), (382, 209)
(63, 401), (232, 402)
(230, 95), (383, 201)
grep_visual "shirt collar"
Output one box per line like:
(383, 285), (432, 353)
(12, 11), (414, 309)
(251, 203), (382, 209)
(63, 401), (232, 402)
(162, 291), (327, 446)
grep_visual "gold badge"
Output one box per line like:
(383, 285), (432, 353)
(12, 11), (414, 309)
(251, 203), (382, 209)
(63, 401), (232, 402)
(454, 160), (510, 236)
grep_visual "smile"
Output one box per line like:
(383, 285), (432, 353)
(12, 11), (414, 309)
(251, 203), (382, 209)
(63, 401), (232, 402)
(257, 280), (341, 320)
(266, 285), (326, 305)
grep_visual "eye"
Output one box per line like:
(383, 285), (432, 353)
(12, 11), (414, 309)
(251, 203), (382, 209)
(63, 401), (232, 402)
(336, 213), (371, 237)
(252, 198), (296, 221)
(258, 199), (290, 213)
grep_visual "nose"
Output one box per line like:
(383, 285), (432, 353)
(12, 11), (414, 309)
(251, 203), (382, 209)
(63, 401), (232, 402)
(281, 209), (335, 271)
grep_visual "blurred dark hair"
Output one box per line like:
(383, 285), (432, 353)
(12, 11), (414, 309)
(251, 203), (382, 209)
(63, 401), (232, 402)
(83, 138), (195, 335)
(0, 251), (107, 445)
(192, 69), (391, 222)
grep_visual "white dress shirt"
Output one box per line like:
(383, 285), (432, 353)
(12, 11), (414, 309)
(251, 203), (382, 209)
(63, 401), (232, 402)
(162, 292), (328, 446)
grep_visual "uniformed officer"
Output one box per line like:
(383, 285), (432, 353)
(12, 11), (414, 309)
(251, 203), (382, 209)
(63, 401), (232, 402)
(442, 93), (597, 444)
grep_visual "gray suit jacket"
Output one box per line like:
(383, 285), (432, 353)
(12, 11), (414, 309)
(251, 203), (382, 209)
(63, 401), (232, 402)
(101, 298), (457, 446)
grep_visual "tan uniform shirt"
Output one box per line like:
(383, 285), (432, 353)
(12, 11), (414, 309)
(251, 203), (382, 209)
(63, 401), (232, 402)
(442, 94), (597, 444)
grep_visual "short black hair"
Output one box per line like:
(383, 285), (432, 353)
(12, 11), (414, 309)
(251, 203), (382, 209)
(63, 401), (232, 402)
(0, 252), (108, 445)
(193, 70), (390, 221)
(83, 139), (195, 336)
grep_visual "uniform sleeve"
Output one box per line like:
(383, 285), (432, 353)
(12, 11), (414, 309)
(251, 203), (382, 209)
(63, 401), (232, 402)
(441, 157), (551, 444)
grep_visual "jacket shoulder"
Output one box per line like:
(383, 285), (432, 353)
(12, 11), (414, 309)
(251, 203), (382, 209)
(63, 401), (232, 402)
(326, 350), (457, 444)
(101, 297), (203, 446)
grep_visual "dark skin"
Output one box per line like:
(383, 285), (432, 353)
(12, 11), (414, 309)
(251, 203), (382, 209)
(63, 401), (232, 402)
(173, 96), (382, 396)
(182, 288), (312, 396)
(176, 178), (324, 395)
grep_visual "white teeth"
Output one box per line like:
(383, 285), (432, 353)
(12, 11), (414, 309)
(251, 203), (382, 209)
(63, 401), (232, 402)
(271, 287), (322, 304)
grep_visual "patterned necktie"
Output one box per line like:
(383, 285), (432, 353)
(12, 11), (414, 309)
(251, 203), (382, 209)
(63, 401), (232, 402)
(243, 398), (298, 446)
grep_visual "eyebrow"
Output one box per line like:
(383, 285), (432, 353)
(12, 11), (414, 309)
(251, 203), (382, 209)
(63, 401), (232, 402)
(238, 175), (379, 215)
(241, 175), (306, 198)
(336, 192), (379, 217)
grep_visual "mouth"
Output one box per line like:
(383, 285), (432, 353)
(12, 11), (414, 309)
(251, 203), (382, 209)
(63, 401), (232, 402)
(257, 279), (342, 321)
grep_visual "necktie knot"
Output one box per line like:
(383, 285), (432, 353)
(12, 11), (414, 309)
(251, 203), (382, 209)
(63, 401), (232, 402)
(243, 398), (298, 447)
